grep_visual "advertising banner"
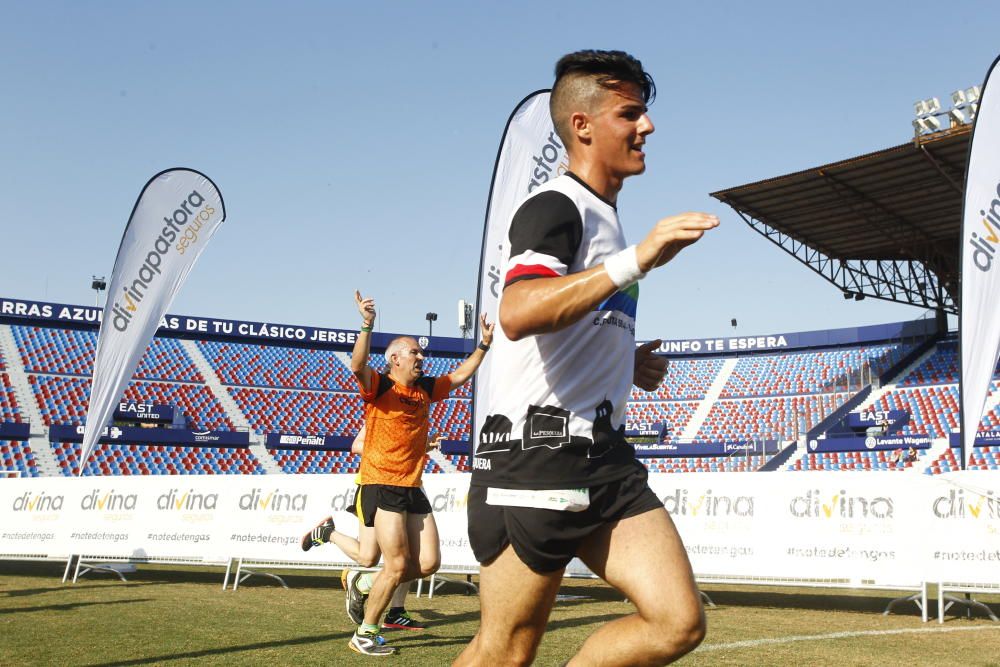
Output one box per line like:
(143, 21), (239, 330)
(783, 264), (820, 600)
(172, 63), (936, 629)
(80, 169), (226, 472)
(265, 433), (353, 451)
(1, 473), (997, 589)
(846, 410), (909, 429)
(808, 435), (932, 454)
(961, 54), (1000, 469)
(473, 90), (567, 446)
(50, 425), (249, 447)
(113, 401), (175, 423)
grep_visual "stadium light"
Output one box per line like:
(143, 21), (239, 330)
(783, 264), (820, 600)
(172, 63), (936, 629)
(854, 293), (865, 301)
(425, 312), (438, 338)
(730, 318), (737, 329)
(843, 291), (853, 300)
(91, 275), (107, 307)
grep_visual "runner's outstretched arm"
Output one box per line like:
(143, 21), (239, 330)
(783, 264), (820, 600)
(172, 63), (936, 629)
(350, 290), (376, 390)
(448, 315), (495, 390)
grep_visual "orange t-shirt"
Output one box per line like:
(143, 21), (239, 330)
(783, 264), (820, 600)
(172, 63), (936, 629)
(358, 372), (452, 487)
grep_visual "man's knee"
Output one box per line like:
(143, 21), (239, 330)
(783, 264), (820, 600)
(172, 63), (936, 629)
(646, 602), (706, 659)
(356, 552), (380, 568)
(418, 554), (441, 577)
(472, 632), (540, 667)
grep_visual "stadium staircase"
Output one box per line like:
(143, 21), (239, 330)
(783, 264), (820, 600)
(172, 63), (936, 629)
(678, 357), (736, 440)
(760, 441), (801, 471)
(0, 325), (59, 476)
(920, 438), (952, 474)
(427, 448), (458, 472)
(847, 344), (942, 420)
(179, 339), (283, 475)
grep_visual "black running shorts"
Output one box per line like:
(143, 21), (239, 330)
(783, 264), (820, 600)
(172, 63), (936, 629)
(467, 462), (662, 573)
(355, 484), (432, 528)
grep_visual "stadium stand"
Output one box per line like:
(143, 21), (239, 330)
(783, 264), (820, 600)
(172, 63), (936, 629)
(28, 375), (234, 431)
(52, 441), (265, 477)
(13, 325), (203, 382)
(197, 340), (356, 391)
(790, 450), (920, 472)
(0, 309), (966, 477)
(1, 372), (23, 423)
(641, 455), (768, 473)
(0, 439), (40, 477)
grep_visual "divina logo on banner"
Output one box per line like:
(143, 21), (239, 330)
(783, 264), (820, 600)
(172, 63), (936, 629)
(111, 190), (217, 333)
(968, 181), (1000, 273)
(238, 488), (307, 512)
(157, 488), (218, 511)
(80, 488), (138, 511)
(661, 489), (754, 518)
(12, 492), (64, 512)
(430, 487), (468, 513)
(789, 489), (893, 519)
(932, 488), (1000, 519)
(79, 169), (225, 475)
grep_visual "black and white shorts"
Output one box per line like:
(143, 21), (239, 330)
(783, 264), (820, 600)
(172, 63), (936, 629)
(467, 462), (662, 573)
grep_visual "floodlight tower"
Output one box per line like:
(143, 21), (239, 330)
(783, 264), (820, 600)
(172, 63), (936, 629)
(91, 276), (107, 307)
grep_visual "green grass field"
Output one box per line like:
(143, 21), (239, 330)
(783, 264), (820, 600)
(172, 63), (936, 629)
(2, 562), (999, 666)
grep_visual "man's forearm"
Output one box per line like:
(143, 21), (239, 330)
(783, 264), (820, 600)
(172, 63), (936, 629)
(451, 347), (487, 386)
(351, 328), (372, 372)
(500, 265), (618, 340)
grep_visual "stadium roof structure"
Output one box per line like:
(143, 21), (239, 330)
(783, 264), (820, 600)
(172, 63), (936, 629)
(710, 124), (971, 315)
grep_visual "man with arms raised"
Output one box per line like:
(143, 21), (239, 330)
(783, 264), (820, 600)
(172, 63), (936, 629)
(456, 50), (719, 666)
(347, 290), (494, 656)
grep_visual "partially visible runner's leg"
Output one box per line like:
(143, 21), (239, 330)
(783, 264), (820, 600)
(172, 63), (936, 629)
(568, 507), (704, 667)
(452, 545), (563, 667)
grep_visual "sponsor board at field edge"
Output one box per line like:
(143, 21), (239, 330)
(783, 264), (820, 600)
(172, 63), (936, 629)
(921, 471), (1000, 582)
(474, 90), (567, 445)
(0, 478), (72, 556)
(79, 170), (226, 473)
(2, 474), (996, 586)
(961, 53), (1000, 469)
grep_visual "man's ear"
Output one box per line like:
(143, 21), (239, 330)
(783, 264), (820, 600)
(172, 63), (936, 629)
(571, 111), (591, 143)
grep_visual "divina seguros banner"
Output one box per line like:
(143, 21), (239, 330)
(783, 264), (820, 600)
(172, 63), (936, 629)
(473, 91), (567, 445)
(79, 169), (226, 472)
(961, 54), (1000, 470)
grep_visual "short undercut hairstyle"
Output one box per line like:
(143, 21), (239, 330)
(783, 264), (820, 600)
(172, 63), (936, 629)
(550, 50), (656, 145)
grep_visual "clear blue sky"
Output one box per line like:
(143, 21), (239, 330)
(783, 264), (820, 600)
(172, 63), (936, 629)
(1, 1), (995, 340)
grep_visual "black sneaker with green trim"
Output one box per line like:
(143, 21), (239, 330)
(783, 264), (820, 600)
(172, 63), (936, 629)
(300, 516), (334, 552)
(383, 609), (427, 631)
(348, 629), (395, 656)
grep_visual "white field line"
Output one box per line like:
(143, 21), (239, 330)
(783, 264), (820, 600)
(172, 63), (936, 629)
(697, 624), (1000, 653)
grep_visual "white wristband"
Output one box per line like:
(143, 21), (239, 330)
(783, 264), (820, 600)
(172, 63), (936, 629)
(604, 245), (646, 289)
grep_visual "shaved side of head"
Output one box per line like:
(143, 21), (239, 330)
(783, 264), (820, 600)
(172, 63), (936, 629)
(550, 50), (656, 148)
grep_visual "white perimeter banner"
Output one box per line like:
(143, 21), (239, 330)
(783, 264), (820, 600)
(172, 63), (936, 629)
(80, 169), (226, 471)
(472, 91), (567, 446)
(961, 54), (1000, 468)
(2, 473), (998, 586)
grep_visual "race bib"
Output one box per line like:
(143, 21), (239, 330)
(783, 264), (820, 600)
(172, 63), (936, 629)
(485, 487), (590, 512)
